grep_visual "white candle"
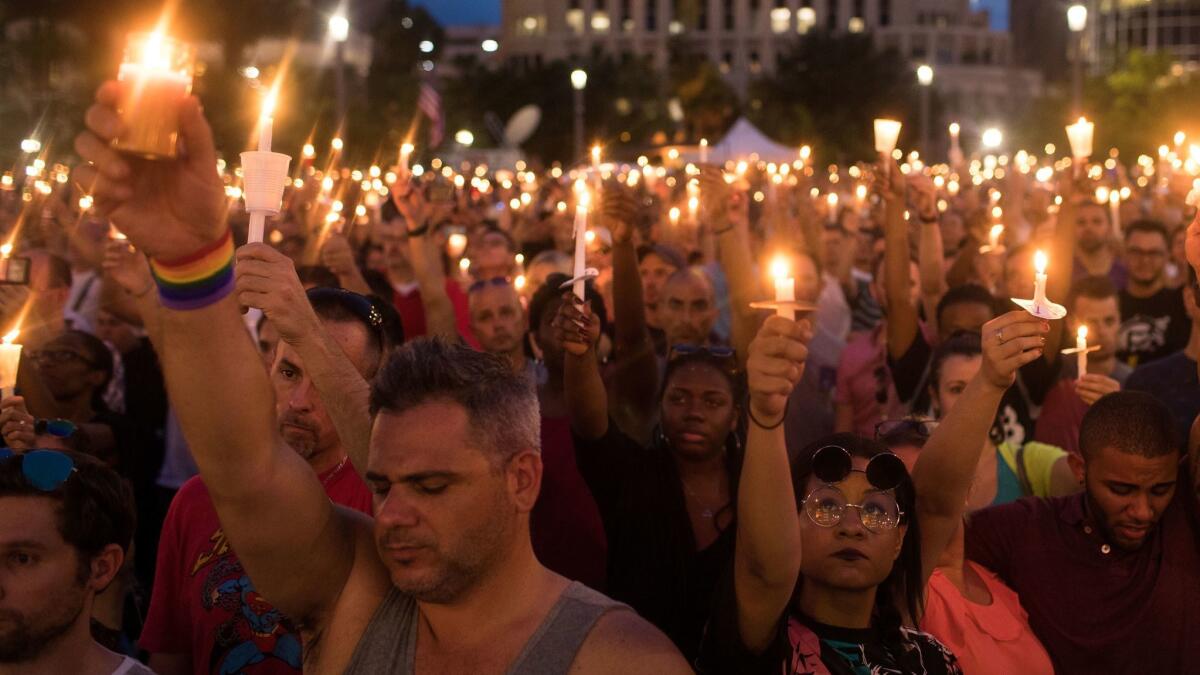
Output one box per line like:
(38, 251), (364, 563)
(257, 92), (275, 152)
(687, 195), (699, 224)
(0, 329), (21, 398)
(771, 257), (795, 321)
(1108, 190), (1121, 235)
(573, 182), (590, 300)
(1076, 325), (1089, 376)
(699, 138), (709, 164)
(400, 142), (414, 172)
(988, 224), (1004, 250)
(1033, 250), (1049, 307)
(874, 119), (902, 177)
(1065, 117), (1094, 160)
(669, 206), (680, 227)
(826, 193), (839, 224)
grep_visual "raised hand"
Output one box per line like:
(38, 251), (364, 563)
(1075, 373), (1120, 406)
(102, 239), (153, 297)
(979, 311), (1049, 390)
(907, 173), (938, 221)
(234, 243), (317, 344)
(320, 232), (359, 279)
(599, 182), (640, 245)
(746, 316), (813, 426)
(552, 292), (601, 357)
(0, 396), (36, 451)
(72, 82), (225, 260)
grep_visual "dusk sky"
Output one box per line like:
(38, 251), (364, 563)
(411, 0), (1007, 30)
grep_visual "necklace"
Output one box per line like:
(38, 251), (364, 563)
(681, 479), (726, 520)
(320, 455), (351, 487)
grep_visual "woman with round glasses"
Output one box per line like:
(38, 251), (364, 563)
(699, 315), (961, 674)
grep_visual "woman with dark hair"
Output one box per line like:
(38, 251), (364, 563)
(927, 331), (1076, 509)
(556, 291), (744, 662)
(699, 315), (960, 675)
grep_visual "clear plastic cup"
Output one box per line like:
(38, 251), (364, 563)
(114, 32), (195, 159)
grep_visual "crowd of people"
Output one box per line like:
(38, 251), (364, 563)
(2, 77), (1200, 675)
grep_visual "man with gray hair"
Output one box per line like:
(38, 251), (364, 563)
(74, 84), (690, 674)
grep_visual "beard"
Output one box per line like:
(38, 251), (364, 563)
(0, 585), (86, 662)
(279, 413), (319, 459)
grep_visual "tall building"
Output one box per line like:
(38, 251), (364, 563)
(1087, 0), (1200, 72)
(501, 0), (1040, 124)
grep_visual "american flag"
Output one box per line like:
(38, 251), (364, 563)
(418, 80), (444, 148)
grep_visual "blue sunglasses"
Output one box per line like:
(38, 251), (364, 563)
(0, 448), (77, 491)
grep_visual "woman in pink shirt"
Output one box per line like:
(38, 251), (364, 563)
(881, 419), (1054, 675)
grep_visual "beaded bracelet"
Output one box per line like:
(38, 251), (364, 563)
(149, 229), (235, 311)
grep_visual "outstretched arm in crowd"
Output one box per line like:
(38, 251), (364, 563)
(881, 161), (920, 362)
(911, 175), (948, 333)
(558, 293), (610, 440)
(320, 232), (373, 296)
(393, 184), (459, 341)
(734, 316), (811, 652)
(100, 239), (154, 330)
(602, 183), (660, 441)
(700, 167), (762, 367)
(912, 310), (1048, 581)
(73, 82), (358, 624)
(235, 243), (374, 480)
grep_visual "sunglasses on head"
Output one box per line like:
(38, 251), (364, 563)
(35, 418), (77, 438)
(0, 448), (77, 491)
(306, 288), (387, 346)
(468, 277), (513, 294)
(669, 344), (735, 360)
(874, 418), (938, 442)
(801, 445), (908, 533)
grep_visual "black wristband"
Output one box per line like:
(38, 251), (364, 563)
(406, 221), (430, 237)
(712, 223), (735, 236)
(747, 398), (788, 430)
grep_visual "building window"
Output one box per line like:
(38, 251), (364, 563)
(797, 6), (816, 33)
(827, 0), (838, 32)
(880, 0), (891, 26)
(771, 7), (791, 33)
(566, 9), (585, 34)
(621, 0), (634, 31)
(518, 15), (545, 35)
(592, 11), (612, 33)
(647, 0), (658, 31)
(720, 51), (733, 73)
(749, 50), (762, 73)
(725, 0), (736, 30)
(699, 1), (709, 31)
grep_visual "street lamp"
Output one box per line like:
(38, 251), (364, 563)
(1068, 4), (1087, 117)
(329, 11), (350, 126)
(981, 127), (1003, 150)
(571, 69), (588, 162)
(916, 64), (934, 157)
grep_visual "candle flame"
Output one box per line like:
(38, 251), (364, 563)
(514, 274), (526, 291)
(261, 88), (277, 120)
(401, 142), (414, 155)
(770, 256), (790, 281)
(669, 206), (680, 223)
(1109, 190), (1120, 205)
(302, 143), (315, 158)
(0, 244), (11, 258)
(989, 224), (1004, 242)
(700, 138), (708, 148)
(1077, 325), (1088, 341)
(591, 145), (601, 164)
(1, 329), (17, 345)
(1035, 250), (1048, 274)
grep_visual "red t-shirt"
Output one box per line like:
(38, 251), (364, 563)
(140, 459), (372, 675)
(1032, 379), (1086, 457)
(965, 491), (1200, 674)
(392, 279), (477, 347)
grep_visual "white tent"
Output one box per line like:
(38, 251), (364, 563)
(708, 118), (797, 163)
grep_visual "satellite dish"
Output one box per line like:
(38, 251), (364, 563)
(504, 105), (542, 147)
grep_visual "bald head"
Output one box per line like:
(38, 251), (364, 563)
(659, 268), (717, 346)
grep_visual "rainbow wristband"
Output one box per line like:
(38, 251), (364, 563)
(149, 229), (236, 311)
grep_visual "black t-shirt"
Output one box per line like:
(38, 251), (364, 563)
(1117, 286), (1189, 367)
(572, 423), (736, 663)
(1125, 351), (1200, 449)
(698, 568), (962, 675)
(887, 328), (1058, 447)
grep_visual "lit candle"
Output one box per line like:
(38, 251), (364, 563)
(827, 192), (839, 224)
(0, 329), (21, 398)
(771, 256), (795, 321)
(669, 206), (680, 227)
(573, 181), (590, 300)
(115, 30), (195, 159)
(399, 142), (414, 172)
(1033, 250), (1049, 308)
(874, 119), (902, 176)
(257, 90), (275, 152)
(699, 138), (709, 164)
(447, 232), (468, 258)
(1108, 189), (1121, 234)
(1065, 117), (1094, 160)
(949, 122), (960, 141)
(1075, 325), (1089, 376)
(687, 195), (699, 224)
(986, 224), (1004, 252)
(514, 274), (527, 292)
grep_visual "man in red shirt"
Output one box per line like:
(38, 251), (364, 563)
(141, 271), (394, 675)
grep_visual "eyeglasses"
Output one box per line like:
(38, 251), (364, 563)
(802, 484), (903, 533)
(0, 448), (77, 491)
(669, 344), (735, 360)
(35, 418), (77, 438)
(28, 349), (96, 368)
(1125, 247), (1166, 260)
(468, 277), (513, 294)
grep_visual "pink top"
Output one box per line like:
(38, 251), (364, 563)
(835, 325), (907, 435)
(921, 561), (1055, 675)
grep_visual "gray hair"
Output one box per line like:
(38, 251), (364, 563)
(369, 337), (541, 465)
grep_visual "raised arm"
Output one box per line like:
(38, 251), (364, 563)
(73, 82), (356, 623)
(910, 175), (948, 333)
(393, 185), (459, 341)
(235, 242), (374, 480)
(558, 292), (610, 440)
(700, 167), (761, 367)
(601, 183), (659, 442)
(881, 162), (919, 360)
(1043, 172), (1079, 364)
(735, 315), (811, 653)
(320, 232), (373, 296)
(911, 310), (1048, 581)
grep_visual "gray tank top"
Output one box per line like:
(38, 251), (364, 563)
(342, 581), (627, 674)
